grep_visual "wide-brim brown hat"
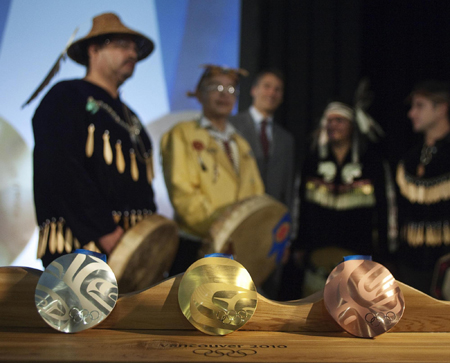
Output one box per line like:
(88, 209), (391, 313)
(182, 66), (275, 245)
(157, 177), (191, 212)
(67, 12), (154, 66)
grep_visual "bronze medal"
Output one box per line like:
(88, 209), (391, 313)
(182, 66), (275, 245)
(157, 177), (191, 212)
(323, 258), (405, 338)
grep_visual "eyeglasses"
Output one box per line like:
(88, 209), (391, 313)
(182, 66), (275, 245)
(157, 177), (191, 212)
(203, 84), (239, 96)
(104, 38), (139, 53)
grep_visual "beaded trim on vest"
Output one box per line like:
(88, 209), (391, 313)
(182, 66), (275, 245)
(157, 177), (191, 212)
(305, 178), (376, 210)
(396, 163), (450, 205)
(37, 209), (153, 258)
(401, 221), (450, 247)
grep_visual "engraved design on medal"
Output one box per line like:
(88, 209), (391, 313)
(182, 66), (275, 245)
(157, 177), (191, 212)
(178, 257), (258, 336)
(35, 253), (118, 333)
(69, 307), (100, 324)
(190, 283), (255, 329)
(323, 259), (405, 338)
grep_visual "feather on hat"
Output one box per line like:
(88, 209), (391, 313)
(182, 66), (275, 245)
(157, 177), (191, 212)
(22, 13), (154, 108)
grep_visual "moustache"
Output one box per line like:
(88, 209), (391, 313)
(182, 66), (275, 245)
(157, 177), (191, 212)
(123, 58), (137, 67)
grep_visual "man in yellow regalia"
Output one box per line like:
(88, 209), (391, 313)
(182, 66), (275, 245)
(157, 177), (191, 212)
(161, 65), (264, 274)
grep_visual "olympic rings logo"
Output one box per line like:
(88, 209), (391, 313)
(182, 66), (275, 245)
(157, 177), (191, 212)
(193, 349), (257, 357)
(365, 311), (397, 327)
(69, 307), (100, 324)
(216, 310), (249, 325)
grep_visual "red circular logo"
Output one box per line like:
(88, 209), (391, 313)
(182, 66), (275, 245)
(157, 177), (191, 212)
(275, 222), (290, 242)
(193, 140), (204, 151)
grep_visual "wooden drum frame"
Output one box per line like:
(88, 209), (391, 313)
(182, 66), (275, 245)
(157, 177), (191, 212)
(108, 214), (179, 293)
(208, 195), (290, 287)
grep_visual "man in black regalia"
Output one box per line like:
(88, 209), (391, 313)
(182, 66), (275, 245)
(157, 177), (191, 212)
(396, 80), (450, 297)
(32, 13), (157, 267)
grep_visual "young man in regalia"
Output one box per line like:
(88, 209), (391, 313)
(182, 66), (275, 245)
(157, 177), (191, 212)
(396, 80), (450, 297)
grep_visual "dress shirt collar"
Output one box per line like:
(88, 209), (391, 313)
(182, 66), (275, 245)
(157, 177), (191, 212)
(199, 115), (236, 141)
(249, 106), (273, 125)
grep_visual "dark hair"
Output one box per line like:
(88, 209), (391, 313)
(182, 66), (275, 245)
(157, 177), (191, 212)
(85, 34), (141, 70)
(252, 68), (285, 87)
(409, 79), (450, 105)
(83, 35), (110, 70)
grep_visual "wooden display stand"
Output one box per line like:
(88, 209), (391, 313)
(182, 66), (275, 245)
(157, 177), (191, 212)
(1, 266), (450, 362)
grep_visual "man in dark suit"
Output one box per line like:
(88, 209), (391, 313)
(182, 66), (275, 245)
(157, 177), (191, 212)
(230, 69), (296, 299)
(230, 69), (295, 212)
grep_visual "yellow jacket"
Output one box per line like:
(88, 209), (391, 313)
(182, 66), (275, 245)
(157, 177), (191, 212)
(161, 120), (264, 237)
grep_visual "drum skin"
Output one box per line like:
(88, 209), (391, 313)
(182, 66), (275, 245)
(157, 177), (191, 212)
(108, 214), (179, 293)
(0, 117), (35, 266)
(208, 195), (290, 287)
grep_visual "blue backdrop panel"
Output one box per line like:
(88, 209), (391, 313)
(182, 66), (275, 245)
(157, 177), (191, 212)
(156, 0), (241, 111)
(0, 0), (12, 53)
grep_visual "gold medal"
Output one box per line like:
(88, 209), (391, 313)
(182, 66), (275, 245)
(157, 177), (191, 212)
(178, 256), (257, 336)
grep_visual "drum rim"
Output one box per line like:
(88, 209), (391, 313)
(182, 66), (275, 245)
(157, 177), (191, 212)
(108, 214), (178, 279)
(209, 195), (288, 252)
